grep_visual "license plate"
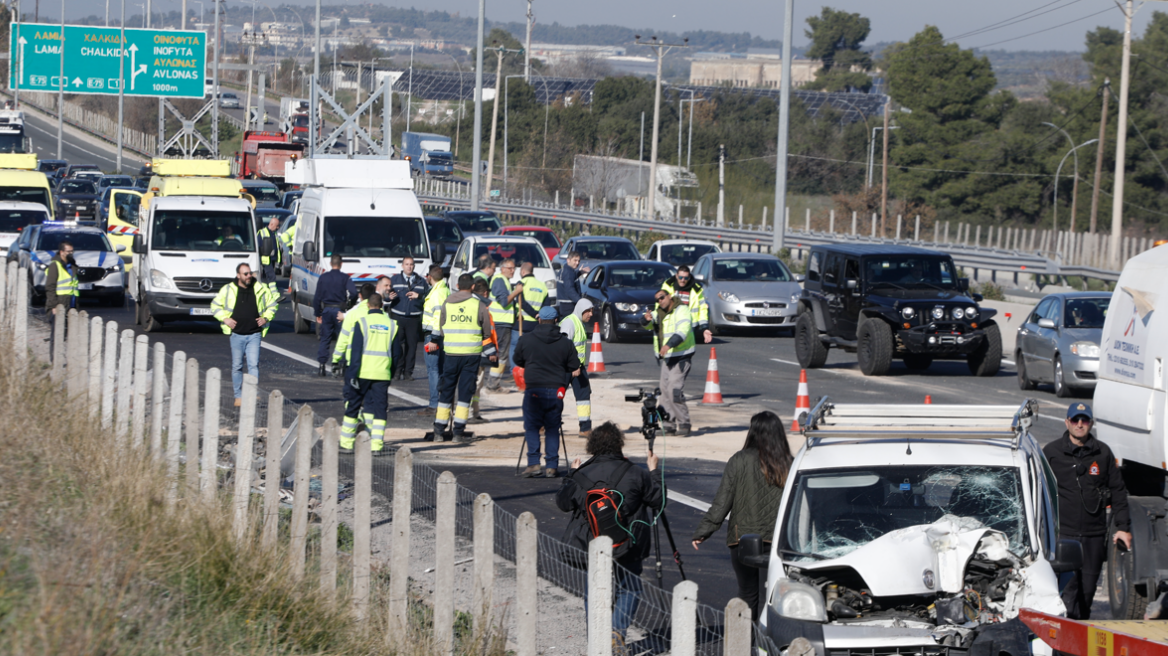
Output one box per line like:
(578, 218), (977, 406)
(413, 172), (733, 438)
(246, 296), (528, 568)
(78, 283), (93, 290)
(751, 308), (784, 317)
(189, 308), (214, 316)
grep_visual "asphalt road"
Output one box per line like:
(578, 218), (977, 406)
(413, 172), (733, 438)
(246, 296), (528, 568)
(22, 104), (147, 173)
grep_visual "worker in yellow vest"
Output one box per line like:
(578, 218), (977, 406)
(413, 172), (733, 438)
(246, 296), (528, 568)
(487, 257), (524, 390)
(517, 260), (548, 333)
(559, 299), (594, 437)
(421, 264), (451, 414)
(642, 291), (696, 436)
(333, 293), (399, 455)
(432, 273), (497, 442)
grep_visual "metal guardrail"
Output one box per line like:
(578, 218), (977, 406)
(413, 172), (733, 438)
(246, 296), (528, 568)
(415, 185), (1124, 283)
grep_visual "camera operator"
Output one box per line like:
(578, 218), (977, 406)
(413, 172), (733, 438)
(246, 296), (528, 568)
(557, 422), (664, 644)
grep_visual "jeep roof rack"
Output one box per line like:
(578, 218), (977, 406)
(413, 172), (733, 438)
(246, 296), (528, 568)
(801, 396), (1038, 450)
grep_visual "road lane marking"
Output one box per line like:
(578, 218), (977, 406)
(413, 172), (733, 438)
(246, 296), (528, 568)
(667, 490), (711, 512)
(771, 358), (845, 373)
(261, 341), (430, 407)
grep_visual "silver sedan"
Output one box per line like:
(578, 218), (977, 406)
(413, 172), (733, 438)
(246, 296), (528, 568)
(1015, 291), (1111, 397)
(692, 253), (803, 334)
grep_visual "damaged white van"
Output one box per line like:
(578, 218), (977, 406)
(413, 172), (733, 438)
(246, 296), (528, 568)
(741, 400), (1082, 656)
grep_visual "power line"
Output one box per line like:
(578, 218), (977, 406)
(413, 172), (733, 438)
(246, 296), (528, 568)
(968, 6), (1115, 50)
(1105, 80), (1168, 185)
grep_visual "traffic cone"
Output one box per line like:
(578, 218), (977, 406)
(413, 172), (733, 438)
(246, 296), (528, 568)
(701, 347), (724, 405)
(924, 395), (932, 404)
(587, 322), (606, 374)
(791, 369), (810, 432)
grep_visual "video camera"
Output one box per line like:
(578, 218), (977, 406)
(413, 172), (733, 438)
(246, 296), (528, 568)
(625, 388), (670, 442)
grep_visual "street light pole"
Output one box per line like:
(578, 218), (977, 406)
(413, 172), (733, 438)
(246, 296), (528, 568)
(1042, 121), (1084, 233)
(635, 35), (688, 221)
(470, 0), (485, 210)
(772, 0), (794, 252)
(1054, 139), (1098, 237)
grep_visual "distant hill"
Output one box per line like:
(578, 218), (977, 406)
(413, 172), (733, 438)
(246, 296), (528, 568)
(868, 41), (1087, 98)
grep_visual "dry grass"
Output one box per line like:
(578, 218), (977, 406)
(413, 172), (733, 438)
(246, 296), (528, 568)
(0, 353), (505, 655)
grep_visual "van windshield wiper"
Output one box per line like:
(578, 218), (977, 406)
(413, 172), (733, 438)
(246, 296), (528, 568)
(780, 548), (829, 561)
(869, 281), (907, 290)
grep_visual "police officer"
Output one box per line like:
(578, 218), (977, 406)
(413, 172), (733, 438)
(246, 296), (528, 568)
(256, 215), (282, 295)
(660, 265), (712, 344)
(421, 265), (451, 415)
(487, 257), (523, 390)
(517, 261), (547, 334)
(1043, 402), (1133, 620)
(559, 298), (594, 437)
(643, 291), (696, 436)
(555, 250), (589, 316)
(389, 255), (428, 381)
(432, 274), (497, 443)
(332, 293), (400, 456)
(313, 254), (358, 376)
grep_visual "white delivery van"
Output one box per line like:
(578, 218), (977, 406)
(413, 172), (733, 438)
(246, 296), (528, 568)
(285, 158), (435, 334)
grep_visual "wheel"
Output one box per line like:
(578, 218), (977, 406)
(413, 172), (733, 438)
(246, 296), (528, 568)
(857, 319), (893, 376)
(1017, 351), (1036, 390)
(141, 296), (163, 332)
(967, 322), (1002, 377)
(1109, 527), (1149, 620)
(794, 312), (828, 368)
(902, 354), (933, 371)
(1054, 355), (1072, 397)
(291, 294), (311, 334)
(601, 308), (621, 343)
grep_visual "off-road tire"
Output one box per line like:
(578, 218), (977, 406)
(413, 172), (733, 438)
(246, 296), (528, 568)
(1017, 351), (1037, 390)
(795, 312), (828, 369)
(857, 319), (893, 376)
(902, 354), (933, 371)
(967, 322), (1002, 377)
(1054, 356), (1072, 397)
(601, 308), (621, 343)
(1109, 523), (1150, 620)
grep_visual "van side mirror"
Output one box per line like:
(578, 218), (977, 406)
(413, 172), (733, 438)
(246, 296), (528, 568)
(737, 534), (770, 568)
(131, 234), (146, 255)
(302, 241), (317, 262)
(432, 241), (446, 264)
(1050, 539), (1084, 573)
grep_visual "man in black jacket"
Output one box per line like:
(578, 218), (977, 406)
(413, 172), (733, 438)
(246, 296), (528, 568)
(1042, 402), (1132, 619)
(513, 305), (580, 478)
(556, 422), (663, 643)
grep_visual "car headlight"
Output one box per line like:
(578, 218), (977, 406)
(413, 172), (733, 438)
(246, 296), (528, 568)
(1070, 341), (1101, 358)
(718, 291), (740, 303)
(150, 268), (177, 291)
(773, 578), (827, 622)
(36, 262), (48, 270)
(965, 307), (978, 320)
(901, 306), (916, 320)
(614, 302), (639, 312)
(952, 307), (965, 320)
(790, 291), (802, 304)
(931, 307), (945, 320)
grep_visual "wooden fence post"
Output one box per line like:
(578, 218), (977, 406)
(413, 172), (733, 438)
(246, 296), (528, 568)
(88, 316), (103, 416)
(388, 446), (413, 636)
(184, 357), (200, 497)
(587, 536), (614, 656)
(434, 471), (456, 654)
(289, 404), (313, 579)
(101, 320), (117, 429)
(233, 374), (257, 541)
(165, 351), (186, 508)
(200, 368), (221, 502)
(132, 335), (149, 448)
(150, 342), (166, 457)
(262, 390), (283, 549)
(116, 329), (134, 445)
(723, 598), (752, 656)
(516, 512), (538, 656)
(352, 430), (372, 621)
(671, 580), (699, 656)
(473, 493), (495, 633)
(320, 418), (339, 595)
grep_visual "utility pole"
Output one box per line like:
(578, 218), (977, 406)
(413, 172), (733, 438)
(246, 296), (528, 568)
(309, 0), (320, 157)
(56, 0), (63, 160)
(1089, 79), (1110, 235)
(1109, 0), (1134, 268)
(717, 144), (725, 227)
(880, 100), (890, 237)
(469, 0), (485, 210)
(524, 0), (534, 82)
(772, 0), (794, 253)
(116, 0), (126, 172)
(636, 35), (688, 221)
(405, 42), (414, 132)
(485, 47), (514, 198)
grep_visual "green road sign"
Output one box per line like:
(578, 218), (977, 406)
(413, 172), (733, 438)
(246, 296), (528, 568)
(9, 23), (206, 98)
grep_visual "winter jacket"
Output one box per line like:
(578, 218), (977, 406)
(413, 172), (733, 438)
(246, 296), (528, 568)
(1043, 431), (1131, 537)
(556, 454), (666, 564)
(512, 323), (580, 389)
(692, 448), (786, 547)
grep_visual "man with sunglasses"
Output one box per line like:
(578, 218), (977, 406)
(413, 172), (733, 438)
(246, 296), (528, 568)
(643, 291), (696, 436)
(1042, 402), (1132, 619)
(660, 265), (711, 344)
(212, 263), (279, 406)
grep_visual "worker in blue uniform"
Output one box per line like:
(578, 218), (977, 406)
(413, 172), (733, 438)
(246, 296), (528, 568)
(313, 254), (358, 376)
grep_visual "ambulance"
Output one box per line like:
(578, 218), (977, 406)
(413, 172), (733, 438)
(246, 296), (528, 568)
(127, 159), (259, 331)
(0, 153), (55, 219)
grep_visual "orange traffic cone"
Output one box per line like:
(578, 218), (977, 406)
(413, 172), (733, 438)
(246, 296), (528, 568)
(587, 322), (607, 374)
(791, 369), (810, 432)
(701, 347), (724, 405)
(924, 395), (932, 404)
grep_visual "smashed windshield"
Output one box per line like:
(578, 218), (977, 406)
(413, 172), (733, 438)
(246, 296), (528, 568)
(864, 256), (956, 289)
(782, 465), (1027, 561)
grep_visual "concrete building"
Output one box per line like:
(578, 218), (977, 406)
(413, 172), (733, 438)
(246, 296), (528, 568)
(689, 57), (822, 89)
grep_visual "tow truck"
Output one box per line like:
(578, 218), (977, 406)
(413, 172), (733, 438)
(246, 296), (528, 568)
(1020, 608), (1168, 655)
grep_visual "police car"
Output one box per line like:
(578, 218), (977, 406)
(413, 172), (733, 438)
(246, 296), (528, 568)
(11, 222), (127, 307)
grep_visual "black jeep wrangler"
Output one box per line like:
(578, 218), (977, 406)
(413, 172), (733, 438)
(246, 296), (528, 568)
(794, 244), (1001, 376)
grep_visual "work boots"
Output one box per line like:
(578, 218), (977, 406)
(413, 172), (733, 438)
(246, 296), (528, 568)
(521, 465), (542, 478)
(677, 424), (692, 437)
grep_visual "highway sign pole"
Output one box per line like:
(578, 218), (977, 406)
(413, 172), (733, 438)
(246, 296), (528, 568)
(772, 0), (794, 253)
(117, 0), (125, 172)
(470, 0), (484, 211)
(311, 0), (319, 157)
(57, 0), (64, 159)
(211, 0), (220, 157)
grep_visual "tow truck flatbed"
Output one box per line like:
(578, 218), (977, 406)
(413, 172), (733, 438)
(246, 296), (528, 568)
(1020, 608), (1168, 655)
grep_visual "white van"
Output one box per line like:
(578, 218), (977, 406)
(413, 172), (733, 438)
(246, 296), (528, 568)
(286, 158), (434, 333)
(0, 201), (49, 253)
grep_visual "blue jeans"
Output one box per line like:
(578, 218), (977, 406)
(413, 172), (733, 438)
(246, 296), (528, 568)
(509, 327), (520, 373)
(585, 558), (644, 640)
(522, 388), (563, 469)
(230, 332), (262, 398)
(424, 334), (444, 409)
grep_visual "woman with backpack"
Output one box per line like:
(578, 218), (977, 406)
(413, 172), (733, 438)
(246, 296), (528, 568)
(691, 410), (793, 621)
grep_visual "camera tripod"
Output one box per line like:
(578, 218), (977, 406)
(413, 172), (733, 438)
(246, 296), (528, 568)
(652, 510), (686, 585)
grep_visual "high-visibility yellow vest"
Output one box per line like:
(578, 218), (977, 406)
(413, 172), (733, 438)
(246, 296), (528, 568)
(488, 272), (515, 326)
(560, 312), (587, 363)
(649, 305), (695, 358)
(355, 310), (396, 381)
(210, 282), (279, 337)
(473, 269), (491, 282)
(333, 300), (370, 363)
(422, 280), (450, 333)
(442, 297), (485, 356)
(519, 275), (547, 322)
(53, 260), (78, 299)
(661, 280), (709, 326)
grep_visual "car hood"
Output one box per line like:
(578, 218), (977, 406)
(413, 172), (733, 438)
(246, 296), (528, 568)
(707, 280), (802, 299)
(868, 287), (975, 303)
(603, 286), (659, 304)
(33, 250), (119, 268)
(1060, 326), (1103, 343)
